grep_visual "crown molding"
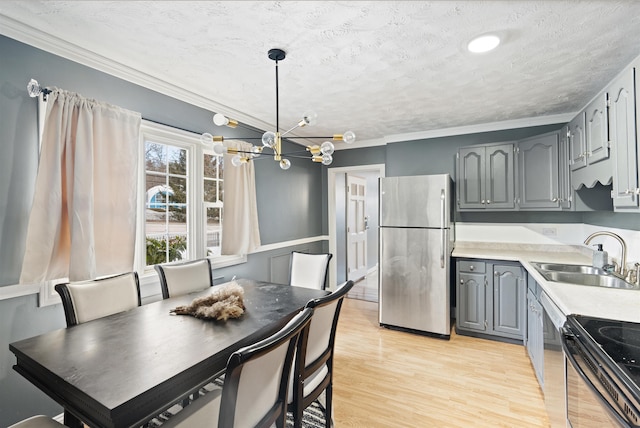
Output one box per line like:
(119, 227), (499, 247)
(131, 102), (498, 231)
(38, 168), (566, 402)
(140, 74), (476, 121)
(337, 112), (576, 150)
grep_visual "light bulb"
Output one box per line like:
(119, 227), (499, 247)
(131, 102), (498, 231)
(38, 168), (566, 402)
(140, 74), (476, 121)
(231, 154), (243, 167)
(342, 130), (356, 144)
(322, 154), (333, 165)
(280, 159), (291, 170)
(201, 133), (214, 146)
(213, 143), (227, 155)
(301, 111), (318, 126)
(320, 141), (335, 155)
(251, 146), (262, 158)
(262, 131), (276, 148)
(213, 113), (229, 126)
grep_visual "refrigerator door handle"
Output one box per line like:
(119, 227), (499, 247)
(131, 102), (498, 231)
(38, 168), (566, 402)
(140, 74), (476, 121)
(440, 189), (445, 229)
(440, 189), (446, 268)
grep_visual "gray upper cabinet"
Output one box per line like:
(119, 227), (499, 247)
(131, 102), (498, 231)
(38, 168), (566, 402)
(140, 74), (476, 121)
(517, 131), (560, 210)
(569, 112), (587, 171)
(609, 65), (640, 210)
(585, 93), (610, 165)
(569, 93), (610, 172)
(457, 143), (515, 210)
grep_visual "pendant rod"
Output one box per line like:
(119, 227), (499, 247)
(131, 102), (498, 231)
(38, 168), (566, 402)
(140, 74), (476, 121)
(275, 58), (279, 133)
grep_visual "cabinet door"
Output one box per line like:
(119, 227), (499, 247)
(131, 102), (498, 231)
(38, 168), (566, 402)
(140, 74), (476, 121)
(491, 264), (525, 339)
(485, 144), (515, 209)
(457, 272), (486, 332)
(610, 68), (639, 209)
(458, 147), (486, 209)
(569, 112), (587, 171)
(517, 132), (560, 209)
(558, 126), (573, 210)
(585, 93), (610, 165)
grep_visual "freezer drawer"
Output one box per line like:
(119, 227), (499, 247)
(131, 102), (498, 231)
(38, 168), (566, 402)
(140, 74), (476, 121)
(379, 227), (451, 336)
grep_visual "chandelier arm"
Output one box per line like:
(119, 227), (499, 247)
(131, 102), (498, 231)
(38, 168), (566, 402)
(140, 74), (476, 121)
(280, 124), (301, 137)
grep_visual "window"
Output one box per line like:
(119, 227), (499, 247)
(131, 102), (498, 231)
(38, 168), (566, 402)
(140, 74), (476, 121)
(137, 121), (244, 275)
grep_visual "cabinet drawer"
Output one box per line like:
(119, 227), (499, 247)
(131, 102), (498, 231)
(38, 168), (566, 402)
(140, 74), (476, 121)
(458, 260), (485, 273)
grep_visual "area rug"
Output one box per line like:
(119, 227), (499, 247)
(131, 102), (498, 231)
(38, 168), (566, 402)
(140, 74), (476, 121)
(146, 377), (327, 427)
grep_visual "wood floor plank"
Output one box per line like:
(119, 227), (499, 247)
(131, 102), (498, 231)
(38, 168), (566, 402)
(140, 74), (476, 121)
(332, 298), (550, 427)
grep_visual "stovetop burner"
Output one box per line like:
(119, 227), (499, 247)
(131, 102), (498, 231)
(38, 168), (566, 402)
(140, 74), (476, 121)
(574, 315), (640, 387)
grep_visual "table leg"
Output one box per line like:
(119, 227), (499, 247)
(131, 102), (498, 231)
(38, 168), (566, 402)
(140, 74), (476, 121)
(64, 410), (84, 428)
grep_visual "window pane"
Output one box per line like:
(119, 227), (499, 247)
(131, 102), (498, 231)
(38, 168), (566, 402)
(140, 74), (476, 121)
(206, 207), (221, 257)
(204, 154), (218, 178)
(168, 146), (187, 175)
(145, 142), (166, 173)
(219, 181), (223, 203)
(204, 179), (218, 203)
(145, 141), (188, 267)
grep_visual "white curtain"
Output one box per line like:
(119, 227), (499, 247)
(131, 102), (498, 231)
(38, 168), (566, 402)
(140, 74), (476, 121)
(221, 140), (261, 255)
(20, 89), (141, 283)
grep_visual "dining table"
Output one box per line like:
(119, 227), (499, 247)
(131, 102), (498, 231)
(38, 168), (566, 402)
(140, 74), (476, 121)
(9, 278), (329, 428)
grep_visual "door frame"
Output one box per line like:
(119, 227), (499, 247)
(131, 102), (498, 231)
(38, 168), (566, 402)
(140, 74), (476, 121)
(327, 164), (385, 291)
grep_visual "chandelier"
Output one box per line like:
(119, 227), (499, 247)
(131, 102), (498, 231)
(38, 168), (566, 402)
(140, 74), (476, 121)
(200, 48), (356, 170)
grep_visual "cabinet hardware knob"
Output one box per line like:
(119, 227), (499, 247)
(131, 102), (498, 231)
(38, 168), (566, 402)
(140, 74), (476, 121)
(481, 200), (486, 204)
(551, 197), (558, 202)
(625, 189), (632, 194)
(494, 271), (499, 276)
(469, 265), (474, 271)
(460, 279), (464, 284)
(487, 200), (491, 204)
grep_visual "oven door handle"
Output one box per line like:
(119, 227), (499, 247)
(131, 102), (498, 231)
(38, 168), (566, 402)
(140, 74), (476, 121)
(561, 334), (632, 427)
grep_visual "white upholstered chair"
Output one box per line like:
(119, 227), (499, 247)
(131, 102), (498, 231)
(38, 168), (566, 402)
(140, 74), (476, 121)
(7, 415), (64, 428)
(289, 251), (333, 290)
(54, 272), (141, 327)
(288, 280), (355, 428)
(162, 307), (314, 428)
(154, 258), (213, 299)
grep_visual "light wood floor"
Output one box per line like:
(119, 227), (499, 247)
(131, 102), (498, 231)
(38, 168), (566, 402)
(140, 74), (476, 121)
(332, 298), (550, 427)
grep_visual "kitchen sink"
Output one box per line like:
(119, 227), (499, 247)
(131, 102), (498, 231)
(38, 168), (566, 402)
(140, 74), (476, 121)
(532, 262), (638, 290)
(534, 263), (606, 275)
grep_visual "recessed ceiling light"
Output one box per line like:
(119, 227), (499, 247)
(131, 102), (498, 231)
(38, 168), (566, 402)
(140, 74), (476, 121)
(467, 34), (501, 53)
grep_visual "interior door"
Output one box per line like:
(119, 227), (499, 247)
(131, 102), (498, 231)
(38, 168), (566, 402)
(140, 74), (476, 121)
(347, 174), (367, 281)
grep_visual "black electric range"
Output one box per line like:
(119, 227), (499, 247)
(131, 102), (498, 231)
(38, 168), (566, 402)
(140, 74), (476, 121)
(565, 314), (640, 427)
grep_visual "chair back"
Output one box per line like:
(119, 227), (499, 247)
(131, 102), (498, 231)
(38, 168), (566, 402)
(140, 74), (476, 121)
(289, 251), (333, 290)
(289, 280), (354, 427)
(163, 308), (314, 428)
(55, 272), (141, 327)
(221, 307), (313, 428)
(155, 258), (213, 299)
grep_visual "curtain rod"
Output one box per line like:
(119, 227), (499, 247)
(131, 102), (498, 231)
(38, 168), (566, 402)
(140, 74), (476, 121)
(27, 78), (212, 137)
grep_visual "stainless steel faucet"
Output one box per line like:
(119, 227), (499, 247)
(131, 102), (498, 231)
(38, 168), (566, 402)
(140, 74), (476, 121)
(584, 231), (628, 277)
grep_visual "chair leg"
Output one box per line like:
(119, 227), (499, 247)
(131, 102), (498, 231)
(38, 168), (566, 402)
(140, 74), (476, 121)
(294, 401), (303, 428)
(325, 384), (333, 428)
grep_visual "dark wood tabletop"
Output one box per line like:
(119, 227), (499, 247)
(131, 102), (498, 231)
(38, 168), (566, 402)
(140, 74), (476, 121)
(9, 279), (328, 428)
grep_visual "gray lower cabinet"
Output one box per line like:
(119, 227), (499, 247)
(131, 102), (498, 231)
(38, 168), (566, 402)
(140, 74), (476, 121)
(526, 280), (544, 387)
(456, 259), (526, 341)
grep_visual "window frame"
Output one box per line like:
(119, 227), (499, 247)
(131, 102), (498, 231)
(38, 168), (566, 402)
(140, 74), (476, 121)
(136, 121), (245, 278)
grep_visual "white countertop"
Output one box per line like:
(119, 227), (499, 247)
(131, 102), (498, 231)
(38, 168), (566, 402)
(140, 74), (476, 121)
(452, 242), (640, 323)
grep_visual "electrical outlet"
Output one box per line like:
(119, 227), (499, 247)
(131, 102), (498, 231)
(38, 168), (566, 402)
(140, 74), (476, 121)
(542, 227), (557, 237)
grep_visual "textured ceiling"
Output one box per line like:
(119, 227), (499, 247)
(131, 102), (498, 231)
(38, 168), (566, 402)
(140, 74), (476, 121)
(2, 1), (640, 147)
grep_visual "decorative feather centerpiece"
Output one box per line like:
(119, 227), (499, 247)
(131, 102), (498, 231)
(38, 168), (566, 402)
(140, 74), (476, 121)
(170, 282), (245, 321)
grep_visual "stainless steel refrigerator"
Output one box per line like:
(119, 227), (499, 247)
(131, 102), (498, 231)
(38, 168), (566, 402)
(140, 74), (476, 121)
(378, 174), (453, 338)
